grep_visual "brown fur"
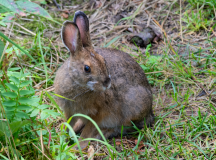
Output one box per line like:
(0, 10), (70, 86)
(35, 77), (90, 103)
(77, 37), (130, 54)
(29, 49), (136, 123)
(54, 11), (154, 149)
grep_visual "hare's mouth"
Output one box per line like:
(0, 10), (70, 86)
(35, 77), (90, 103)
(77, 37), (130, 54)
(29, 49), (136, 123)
(102, 83), (111, 91)
(107, 82), (111, 89)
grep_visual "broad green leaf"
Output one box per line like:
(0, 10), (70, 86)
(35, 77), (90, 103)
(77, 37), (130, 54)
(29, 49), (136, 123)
(9, 120), (31, 134)
(148, 56), (162, 64)
(5, 83), (18, 91)
(30, 108), (40, 117)
(29, 97), (40, 105)
(2, 92), (17, 98)
(16, 1), (52, 18)
(39, 0), (47, 5)
(10, 76), (20, 84)
(17, 105), (32, 110)
(0, 0), (23, 14)
(20, 80), (32, 87)
(18, 97), (32, 104)
(140, 64), (147, 70)
(20, 90), (33, 96)
(0, 39), (4, 60)
(2, 13), (15, 22)
(2, 100), (16, 106)
(4, 106), (16, 111)
(0, 84), (5, 91)
(0, 21), (7, 26)
(7, 71), (21, 78)
(17, 72), (31, 79)
(0, 4), (11, 13)
(22, 72), (31, 77)
(38, 104), (50, 109)
(46, 110), (60, 118)
(5, 111), (14, 119)
(40, 111), (49, 120)
(16, 111), (29, 118)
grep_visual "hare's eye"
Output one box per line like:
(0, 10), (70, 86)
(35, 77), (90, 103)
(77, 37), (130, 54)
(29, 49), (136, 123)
(84, 65), (91, 73)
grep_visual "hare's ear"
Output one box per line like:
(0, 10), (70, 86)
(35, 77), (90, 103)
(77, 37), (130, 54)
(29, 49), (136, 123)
(61, 21), (82, 56)
(73, 11), (91, 47)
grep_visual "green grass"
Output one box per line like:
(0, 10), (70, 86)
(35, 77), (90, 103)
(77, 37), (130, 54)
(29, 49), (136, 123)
(182, 0), (216, 32)
(0, 0), (216, 159)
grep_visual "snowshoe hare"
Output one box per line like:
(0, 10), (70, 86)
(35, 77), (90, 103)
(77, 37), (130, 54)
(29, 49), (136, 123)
(54, 11), (154, 149)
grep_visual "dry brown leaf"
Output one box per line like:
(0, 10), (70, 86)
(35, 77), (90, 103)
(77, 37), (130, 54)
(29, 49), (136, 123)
(134, 139), (143, 145)
(112, 4), (120, 10)
(134, 139), (138, 145)
(87, 145), (94, 160)
(60, 12), (69, 19)
(115, 141), (121, 145)
(95, 0), (102, 8)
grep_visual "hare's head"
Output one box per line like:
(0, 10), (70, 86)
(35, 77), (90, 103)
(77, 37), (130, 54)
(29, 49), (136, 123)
(61, 11), (111, 91)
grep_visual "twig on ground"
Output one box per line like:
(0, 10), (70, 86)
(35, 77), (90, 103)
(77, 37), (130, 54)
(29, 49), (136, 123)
(180, 0), (183, 42)
(14, 22), (36, 36)
(32, 143), (51, 160)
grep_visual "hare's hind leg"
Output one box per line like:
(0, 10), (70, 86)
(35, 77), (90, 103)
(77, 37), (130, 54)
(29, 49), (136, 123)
(124, 86), (153, 125)
(133, 113), (154, 130)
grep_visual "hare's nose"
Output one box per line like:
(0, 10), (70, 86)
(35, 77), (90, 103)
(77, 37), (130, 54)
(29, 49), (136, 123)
(103, 77), (111, 88)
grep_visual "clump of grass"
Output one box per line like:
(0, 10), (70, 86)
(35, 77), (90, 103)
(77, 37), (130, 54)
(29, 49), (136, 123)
(188, 0), (216, 11)
(182, 0), (216, 32)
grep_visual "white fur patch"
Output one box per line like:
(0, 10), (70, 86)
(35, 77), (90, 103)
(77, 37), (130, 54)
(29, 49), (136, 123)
(107, 75), (111, 89)
(67, 60), (70, 68)
(102, 86), (106, 91)
(107, 82), (111, 89)
(87, 81), (98, 91)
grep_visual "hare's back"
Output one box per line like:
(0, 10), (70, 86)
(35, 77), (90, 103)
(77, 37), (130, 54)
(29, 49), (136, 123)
(95, 48), (150, 90)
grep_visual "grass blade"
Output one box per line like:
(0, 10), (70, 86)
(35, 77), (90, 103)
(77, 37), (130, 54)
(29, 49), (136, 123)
(37, 32), (48, 88)
(104, 35), (123, 48)
(0, 31), (36, 62)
